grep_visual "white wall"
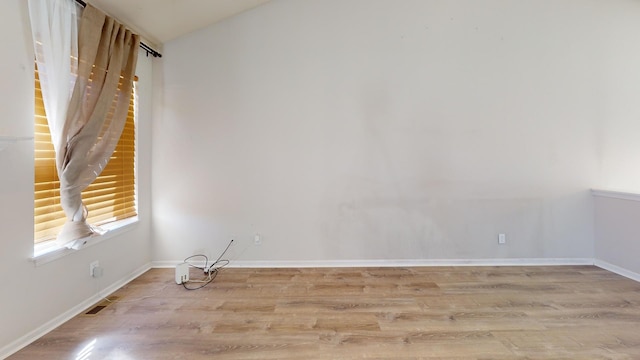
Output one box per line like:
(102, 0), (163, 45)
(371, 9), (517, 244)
(594, 195), (640, 278)
(597, 1), (640, 192)
(0, 0), (153, 355)
(589, 1), (640, 280)
(152, 0), (640, 263)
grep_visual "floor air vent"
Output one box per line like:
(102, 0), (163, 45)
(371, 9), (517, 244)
(85, 305), (106, 315)
(83, 296), (119, 316)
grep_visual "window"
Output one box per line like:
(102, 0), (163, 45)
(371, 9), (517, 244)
(34, 66), (137, 244)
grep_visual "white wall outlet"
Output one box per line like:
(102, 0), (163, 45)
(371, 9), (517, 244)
(498, 233), (506, 245)
(89, 261), (100, 277)
(254, 233), (262, 246)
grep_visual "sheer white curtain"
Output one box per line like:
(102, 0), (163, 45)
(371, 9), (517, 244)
(28, 0), (80, 169)
(29, 1), (139, 249)
(28, 0), (80, 248)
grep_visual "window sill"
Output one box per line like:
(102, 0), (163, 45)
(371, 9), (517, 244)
(32, 217), (139, 267)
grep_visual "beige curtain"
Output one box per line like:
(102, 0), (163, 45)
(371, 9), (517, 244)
(57, 4), (140, 248)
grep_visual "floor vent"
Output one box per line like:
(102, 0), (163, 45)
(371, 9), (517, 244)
(83, 296), (120, 316)
(86, 305), (106, 315)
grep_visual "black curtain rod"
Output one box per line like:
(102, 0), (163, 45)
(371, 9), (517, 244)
(75, 0), (162, 58)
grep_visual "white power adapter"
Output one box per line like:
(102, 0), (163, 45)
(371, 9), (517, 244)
(175, 263), (189, 284)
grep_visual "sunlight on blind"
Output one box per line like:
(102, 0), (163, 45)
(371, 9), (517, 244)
(34, 67), (137, 243)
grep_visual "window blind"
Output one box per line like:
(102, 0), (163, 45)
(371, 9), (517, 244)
(34, 67), (137, 243)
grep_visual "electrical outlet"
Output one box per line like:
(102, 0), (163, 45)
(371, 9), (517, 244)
(498, 233), (506, 245)
(175, 263), (189, 284)
(254, 233), (262, 246)
(89, 261), (100, 277)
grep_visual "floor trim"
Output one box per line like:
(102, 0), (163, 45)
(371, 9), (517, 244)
(594, 259), (640, 282)
(0, 262), (151, 360)
(152, 258), (595, 269)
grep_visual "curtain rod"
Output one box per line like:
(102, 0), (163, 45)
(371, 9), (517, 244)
(74, 0), (162, 58)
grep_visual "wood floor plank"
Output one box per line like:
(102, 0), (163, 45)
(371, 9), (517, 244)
(8, 266), (640, 359)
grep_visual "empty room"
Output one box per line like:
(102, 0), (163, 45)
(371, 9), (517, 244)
(2, 0), (640, 358)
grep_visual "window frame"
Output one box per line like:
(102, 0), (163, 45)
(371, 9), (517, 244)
(33, 66), (139, 262)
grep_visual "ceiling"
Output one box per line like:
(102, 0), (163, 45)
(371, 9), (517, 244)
(88, 0), (270, 47)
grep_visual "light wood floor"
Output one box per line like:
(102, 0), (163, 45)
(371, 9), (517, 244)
(9, 266), (640, 359)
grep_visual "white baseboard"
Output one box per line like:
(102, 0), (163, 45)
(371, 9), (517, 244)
(152, 258), (594, 269)
(0, 262), (151, 360)
(594, 259), (640, 282)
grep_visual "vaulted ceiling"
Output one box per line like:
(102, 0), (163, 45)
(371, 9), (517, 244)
(88, 0), (270, 47)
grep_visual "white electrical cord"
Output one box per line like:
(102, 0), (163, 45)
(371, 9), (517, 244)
(180, 239), (233, 290)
